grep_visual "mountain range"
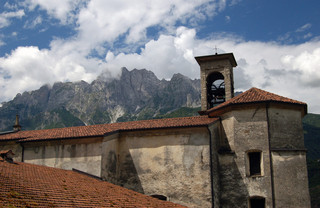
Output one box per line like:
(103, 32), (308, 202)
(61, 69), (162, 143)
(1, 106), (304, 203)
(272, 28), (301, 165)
(0, 68), (201, 131)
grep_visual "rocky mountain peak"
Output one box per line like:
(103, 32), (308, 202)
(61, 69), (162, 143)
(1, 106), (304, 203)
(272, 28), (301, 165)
(0, 68), (201, 131)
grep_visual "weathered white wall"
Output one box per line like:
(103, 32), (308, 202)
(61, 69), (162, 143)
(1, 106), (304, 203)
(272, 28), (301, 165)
(268, 106), (310, 207)
(101, 127), (212, 208)
(268, 106), (305, 149)
(272, 151), (310, 207)
(23, 137), (102, 177)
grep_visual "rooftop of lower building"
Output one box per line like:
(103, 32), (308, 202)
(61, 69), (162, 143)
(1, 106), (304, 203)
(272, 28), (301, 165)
(0, 156), (186, 207)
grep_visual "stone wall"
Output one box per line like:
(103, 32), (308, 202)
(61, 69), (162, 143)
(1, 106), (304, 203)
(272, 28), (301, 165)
(268, 106), (305, 149)
(101, 127), (212, 208)
(217, 105), (310, 208)
(219, 107), (273, 207)
(272, 151), (310, 207)
(268, 106), (310, 207)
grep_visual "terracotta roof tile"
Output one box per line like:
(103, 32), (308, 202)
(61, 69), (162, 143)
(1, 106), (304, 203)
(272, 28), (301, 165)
(0, 160), (186, 207)
(0, 150), (14, 155)
(204, 87), (307, 116)
(0, 116), (218, 142)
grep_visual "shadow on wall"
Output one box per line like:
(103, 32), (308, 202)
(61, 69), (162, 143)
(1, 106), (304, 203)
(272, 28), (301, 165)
(101, 129), (212, 207)
(218, 125), (250, 207)
(101, 137), (144, 193)
(218, 154), (249, 207)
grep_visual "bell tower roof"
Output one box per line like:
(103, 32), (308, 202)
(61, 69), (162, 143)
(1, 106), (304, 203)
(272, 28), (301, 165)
(195, 53), (237, 67)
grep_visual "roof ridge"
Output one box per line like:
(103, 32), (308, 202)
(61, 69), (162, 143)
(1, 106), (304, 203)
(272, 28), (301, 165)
(249, 87), (307, 104)
(0, 116), (218, 142)
(9, 115), (208, 133)
(205, 87), (307, 116)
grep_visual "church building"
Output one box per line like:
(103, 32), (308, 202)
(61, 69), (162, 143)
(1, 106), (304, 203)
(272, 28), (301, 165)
(0, 53), (311, 207)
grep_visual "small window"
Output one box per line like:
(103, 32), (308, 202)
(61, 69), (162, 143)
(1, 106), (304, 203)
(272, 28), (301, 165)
(151, 195), (167, 201)
(249, 196), (265, 208)
(248, 152), (261, 176)
(246, 150), (263, 177)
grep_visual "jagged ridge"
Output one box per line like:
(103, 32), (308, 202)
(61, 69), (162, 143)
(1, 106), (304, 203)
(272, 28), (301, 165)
(0, 68), (201, 131)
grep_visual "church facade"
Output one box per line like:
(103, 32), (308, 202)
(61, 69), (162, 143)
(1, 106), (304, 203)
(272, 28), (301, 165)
(0, 53), (310, 208)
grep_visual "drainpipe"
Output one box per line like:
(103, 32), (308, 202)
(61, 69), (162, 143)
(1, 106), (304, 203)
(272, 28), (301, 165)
(266, 103), (276, 208)
(207, 126), (215, 208)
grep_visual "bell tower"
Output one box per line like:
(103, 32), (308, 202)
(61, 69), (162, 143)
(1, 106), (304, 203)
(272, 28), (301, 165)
(195, 53), (237, 111)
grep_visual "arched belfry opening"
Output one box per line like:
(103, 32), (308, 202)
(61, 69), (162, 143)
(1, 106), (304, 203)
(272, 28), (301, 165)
(195, 52), (237, 111)
(207, 72), (225, 108)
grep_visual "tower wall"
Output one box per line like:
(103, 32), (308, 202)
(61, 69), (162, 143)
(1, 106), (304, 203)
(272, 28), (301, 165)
(217, 104), (311, 208)
(218, 106), (273, 207)
(267, 106), (311, 207)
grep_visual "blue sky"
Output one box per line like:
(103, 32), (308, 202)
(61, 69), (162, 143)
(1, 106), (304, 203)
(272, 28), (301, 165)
(0, 0), (320, 113)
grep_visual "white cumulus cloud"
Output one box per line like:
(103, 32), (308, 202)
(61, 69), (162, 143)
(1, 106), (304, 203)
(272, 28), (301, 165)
(0, 10), (25, 28)
(0, 45), (106, 102)
(102, 29), (320, 113)
(24, 0), (85, 24)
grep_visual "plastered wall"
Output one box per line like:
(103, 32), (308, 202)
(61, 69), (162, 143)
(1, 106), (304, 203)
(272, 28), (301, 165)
(268, 106), (310, 207)
(268, 107), (305, 149)
(101, 127), (212, 208)
(272, 151), (310, 207)
(22, 137), (102, 177)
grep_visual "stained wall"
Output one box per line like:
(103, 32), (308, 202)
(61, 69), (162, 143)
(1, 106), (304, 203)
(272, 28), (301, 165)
(22, 137), (103, 177)
(101, 127), (212, 208)
(268, 106), (311, 207)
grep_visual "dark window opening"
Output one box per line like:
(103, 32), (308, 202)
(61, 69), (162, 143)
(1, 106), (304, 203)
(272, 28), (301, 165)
(248, 152), (261, 176)
(249, 197), (265, 208)
(151, 195), (167, 201)
(206, 72), (225, 109)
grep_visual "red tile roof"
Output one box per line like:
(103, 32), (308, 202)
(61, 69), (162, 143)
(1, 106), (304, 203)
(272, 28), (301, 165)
(202, 87), (307, 116)
(0, 116), (218, 142)
(0, 150), (14, 155)
(0, 159), (186, 207)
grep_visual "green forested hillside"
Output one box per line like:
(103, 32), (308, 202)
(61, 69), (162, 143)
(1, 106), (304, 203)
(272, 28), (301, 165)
(303, 113), (320, 208)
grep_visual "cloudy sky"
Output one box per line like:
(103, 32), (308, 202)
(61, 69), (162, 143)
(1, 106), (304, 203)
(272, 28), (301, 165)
(0, 0), (320, 113)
